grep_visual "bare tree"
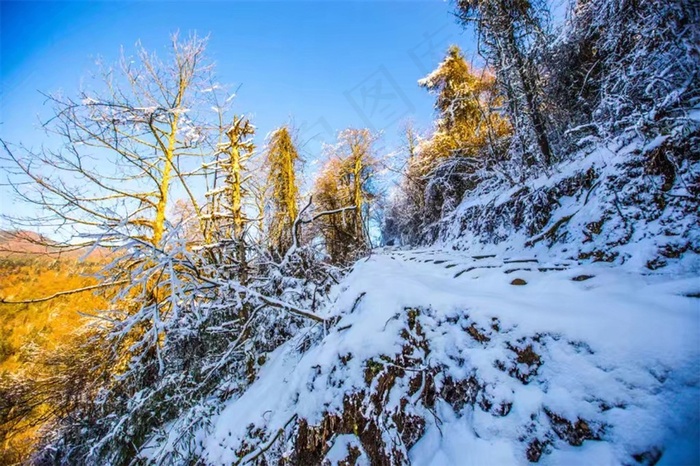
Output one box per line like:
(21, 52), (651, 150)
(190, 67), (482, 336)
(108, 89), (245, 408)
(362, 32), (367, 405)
(203, 114), (257, 283)
(1, 33), (216, 248)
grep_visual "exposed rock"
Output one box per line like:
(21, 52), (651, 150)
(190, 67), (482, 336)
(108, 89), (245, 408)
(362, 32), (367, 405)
(544, 409), (603, 446)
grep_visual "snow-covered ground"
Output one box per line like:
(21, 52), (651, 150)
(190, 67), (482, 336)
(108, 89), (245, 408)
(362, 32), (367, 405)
(190, 248), (699, 465)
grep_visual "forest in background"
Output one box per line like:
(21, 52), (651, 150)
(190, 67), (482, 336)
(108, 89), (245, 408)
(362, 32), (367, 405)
(0, 0), (698, 464)
(0, 232), (107, 462)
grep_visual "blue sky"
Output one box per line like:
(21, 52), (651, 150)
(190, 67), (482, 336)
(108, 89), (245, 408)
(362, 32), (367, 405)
(0, 1), (474, 228)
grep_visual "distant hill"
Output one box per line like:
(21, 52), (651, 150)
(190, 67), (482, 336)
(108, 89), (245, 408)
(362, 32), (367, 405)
(0, 230), (54, 255)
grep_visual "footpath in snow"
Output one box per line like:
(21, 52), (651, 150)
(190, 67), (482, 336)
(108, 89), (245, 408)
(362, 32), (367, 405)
(195, 248), (699, 465)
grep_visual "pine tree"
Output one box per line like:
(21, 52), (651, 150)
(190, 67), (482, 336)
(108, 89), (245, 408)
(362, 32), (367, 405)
(386, 45), (510, 242)
(418, 45), (509, 168)
(420, 45), (485, 134)
(264, 126), (301, 257)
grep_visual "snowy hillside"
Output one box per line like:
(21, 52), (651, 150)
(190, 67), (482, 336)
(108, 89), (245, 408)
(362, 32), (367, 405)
(425, 130), (700, 276)
(149, 248), (699, 465)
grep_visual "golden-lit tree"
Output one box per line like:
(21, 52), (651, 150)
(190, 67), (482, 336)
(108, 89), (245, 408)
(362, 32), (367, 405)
(264, 126), (301, 256)
(313, 158), (353, 263)
(384, 46), (511, 244)
(313, 129), (379, 263)
(455, 0), (553, 165)
(205, 115), (256, 283)
(0, 35), (240, 463)
(416, 45), (510, 174)
(0, 32), (334, 466)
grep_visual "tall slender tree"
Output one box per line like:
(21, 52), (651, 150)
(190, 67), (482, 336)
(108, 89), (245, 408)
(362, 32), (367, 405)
(264, 126), (301, 256)
(205, 115), (256, 283)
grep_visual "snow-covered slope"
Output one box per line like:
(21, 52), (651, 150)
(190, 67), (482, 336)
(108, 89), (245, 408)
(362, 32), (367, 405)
(429, 135), (700, 276)
(164, 248), (699, 465)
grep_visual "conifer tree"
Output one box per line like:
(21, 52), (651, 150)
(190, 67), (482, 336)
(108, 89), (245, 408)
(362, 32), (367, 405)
(264, 126), (301, 257)
(417, 44), (509, 169)
(420, 45), (486, 134)
(384, 46), (510, 245)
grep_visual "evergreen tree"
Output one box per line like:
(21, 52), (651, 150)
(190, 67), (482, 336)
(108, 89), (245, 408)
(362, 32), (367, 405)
(420, 45), (487, 134)
(264, 126), (301, 257)
(417, 45), (509, 169)
(384, 46), (509, 245)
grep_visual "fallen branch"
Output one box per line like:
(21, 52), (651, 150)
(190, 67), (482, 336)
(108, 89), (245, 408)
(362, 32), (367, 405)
(237, 414), (299, 465)
(525, 212), (578, 248)
(242, 287), (326, 323)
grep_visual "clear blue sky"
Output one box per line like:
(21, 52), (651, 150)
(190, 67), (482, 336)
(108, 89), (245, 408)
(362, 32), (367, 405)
(0, 0), (475, 228)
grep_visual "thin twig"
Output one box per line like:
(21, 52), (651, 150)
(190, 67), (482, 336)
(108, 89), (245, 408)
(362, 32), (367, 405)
(0, 280), (128, 305)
